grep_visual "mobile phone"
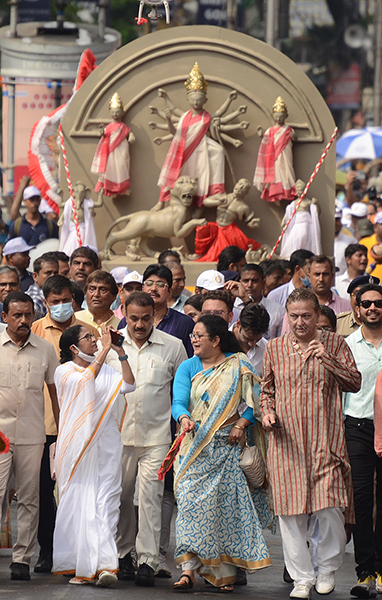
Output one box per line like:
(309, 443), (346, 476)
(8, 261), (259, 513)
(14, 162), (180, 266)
(110, 329), (124, 347)
(271, 422), (283, 429)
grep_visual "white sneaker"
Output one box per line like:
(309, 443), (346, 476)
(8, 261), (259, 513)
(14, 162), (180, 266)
(290, 583), (312, 598)
(96, 571), (118, 587)
(315, 573), (335, 594)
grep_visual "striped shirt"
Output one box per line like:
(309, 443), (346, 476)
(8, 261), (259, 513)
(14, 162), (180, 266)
(260, 331), (361, 518)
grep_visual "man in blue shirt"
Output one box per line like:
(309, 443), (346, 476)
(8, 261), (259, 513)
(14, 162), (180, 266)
(9, 186), (58, 246)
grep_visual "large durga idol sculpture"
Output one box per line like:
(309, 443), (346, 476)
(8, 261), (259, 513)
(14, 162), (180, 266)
(149, 62), (249, 208)
(100, 62), (257, 260)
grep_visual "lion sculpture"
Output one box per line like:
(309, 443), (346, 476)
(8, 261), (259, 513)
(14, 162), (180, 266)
(100, 176), (207, 260)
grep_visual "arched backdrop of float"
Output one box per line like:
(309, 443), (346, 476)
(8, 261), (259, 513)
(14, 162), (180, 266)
(59, 25), (336, 276)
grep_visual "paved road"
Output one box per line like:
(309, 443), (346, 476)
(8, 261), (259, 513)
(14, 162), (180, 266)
(0, 501), (358, 599)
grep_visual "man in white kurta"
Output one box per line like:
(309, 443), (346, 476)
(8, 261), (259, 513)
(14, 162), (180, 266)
(105, 291), (187, 586)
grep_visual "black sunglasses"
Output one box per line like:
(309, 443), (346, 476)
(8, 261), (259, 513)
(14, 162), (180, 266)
(360, 299), (382, 309)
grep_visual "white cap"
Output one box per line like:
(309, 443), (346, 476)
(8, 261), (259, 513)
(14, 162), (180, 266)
(122, 270), (143, 286)
(23, 185), (41, 200)
(350, 202), (368, 218)
(196, 269), (225, 291)
(335, 206), (342, 218)
(3, 237), (35, 256)
(375, 211), (382, 225)
(110, 266), (130, 284)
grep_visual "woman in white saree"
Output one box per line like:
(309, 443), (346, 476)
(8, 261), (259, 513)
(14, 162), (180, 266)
(53, 324), (135, 586)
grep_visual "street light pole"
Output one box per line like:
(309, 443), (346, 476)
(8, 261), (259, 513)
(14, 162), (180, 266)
(266, 0), (279, 46)
(226, 0), (237, 29)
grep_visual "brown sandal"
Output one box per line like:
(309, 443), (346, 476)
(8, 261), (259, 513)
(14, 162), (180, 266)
(173, 574), (194, 592)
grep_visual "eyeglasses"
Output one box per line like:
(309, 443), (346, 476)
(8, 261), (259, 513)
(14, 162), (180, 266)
(360, 299), (382, 309)
(189, 333), (208, 341)
(144, 280), (168, 289)
(201, 310), (227, 316)
(78, 333), (96, 342)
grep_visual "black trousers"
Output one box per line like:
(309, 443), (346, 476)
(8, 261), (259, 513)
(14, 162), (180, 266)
(37, 435), (57, 558)
(345, 416), (382, 577)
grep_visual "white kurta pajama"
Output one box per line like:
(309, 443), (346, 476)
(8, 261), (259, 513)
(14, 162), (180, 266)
(53, 362), (134, 580)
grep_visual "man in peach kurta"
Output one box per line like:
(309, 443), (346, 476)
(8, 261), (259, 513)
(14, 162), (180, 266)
(260, 288), (361, 599)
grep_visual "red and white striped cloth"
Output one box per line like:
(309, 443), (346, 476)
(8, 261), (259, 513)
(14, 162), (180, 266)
(253, 124), (297, 202)
(91, 121), (131, 197)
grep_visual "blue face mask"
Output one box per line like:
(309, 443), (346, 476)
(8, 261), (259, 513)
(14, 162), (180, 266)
(300, 274), (311, 288)
(49, 301), (74, 323)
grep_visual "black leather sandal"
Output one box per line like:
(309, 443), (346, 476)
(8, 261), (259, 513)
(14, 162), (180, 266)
(173, 574), (194, 592)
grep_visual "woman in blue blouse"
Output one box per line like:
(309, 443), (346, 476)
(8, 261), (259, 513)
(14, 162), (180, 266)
(171, 315), (271, 592)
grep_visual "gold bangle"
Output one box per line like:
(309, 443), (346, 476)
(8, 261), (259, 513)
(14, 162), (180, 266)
(233, 424), (245, 430)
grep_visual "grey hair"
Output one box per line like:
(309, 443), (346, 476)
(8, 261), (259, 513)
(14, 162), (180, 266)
(0, 265), (20, 282)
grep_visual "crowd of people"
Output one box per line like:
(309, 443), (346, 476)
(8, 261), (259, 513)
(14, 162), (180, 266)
(0, 184), (381, 600)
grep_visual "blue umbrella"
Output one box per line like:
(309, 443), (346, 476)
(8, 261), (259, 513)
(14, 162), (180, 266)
(336, 127), (382, 160)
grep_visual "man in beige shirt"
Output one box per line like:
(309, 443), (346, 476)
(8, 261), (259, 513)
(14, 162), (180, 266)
(76, 270), (120, 333)
(31, 275), (98, 573)
(105, 291), (187, 587)
(0, 292), (59, 581)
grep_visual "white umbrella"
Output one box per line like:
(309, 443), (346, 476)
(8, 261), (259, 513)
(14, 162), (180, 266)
(336, 127), (382, 160)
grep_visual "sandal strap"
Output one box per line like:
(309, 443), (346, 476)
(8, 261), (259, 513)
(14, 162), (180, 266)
(179, 574), (192, 584)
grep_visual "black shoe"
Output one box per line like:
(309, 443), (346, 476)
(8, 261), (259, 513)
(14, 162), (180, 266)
(34, 553), (52, 573)
(135, 563), (155, 587)
(118, 552), (136, 581)
(283, 565), (293, 583)
(235, 567), (247, 586)
(10, 562), (30, 581)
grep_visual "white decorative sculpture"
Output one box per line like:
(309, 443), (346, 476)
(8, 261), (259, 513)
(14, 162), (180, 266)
(279, 179), (322, 258)
(58, 182), (103, 255)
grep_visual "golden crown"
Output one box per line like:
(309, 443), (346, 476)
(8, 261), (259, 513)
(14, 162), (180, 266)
(109, 92), (124, 110)
(273, 96), (288, 113)
(184, 62), (208, 93)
